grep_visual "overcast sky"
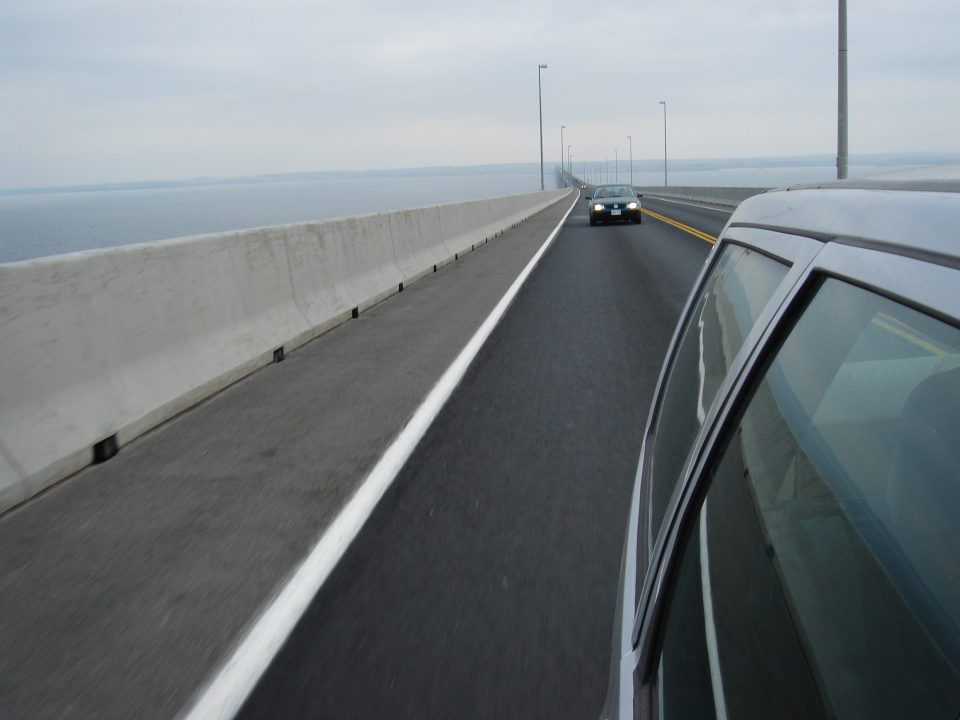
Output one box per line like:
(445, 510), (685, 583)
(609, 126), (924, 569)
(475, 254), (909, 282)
(2, 0), (958, 188)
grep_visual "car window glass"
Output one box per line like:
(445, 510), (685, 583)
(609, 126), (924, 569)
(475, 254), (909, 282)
(646, 245), (788, 551)
(595, 186), (633, 198)
(654, 278), (960, 719)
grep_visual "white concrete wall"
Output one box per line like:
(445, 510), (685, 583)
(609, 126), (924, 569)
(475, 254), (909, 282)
(0, 188), (571, 513)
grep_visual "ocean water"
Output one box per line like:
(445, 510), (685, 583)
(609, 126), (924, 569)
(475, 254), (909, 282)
(0, 170), (545, 264)
(0, 161), (931, 263)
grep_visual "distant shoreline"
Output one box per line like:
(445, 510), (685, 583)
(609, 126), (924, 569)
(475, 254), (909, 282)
(4, 152), (959, 197)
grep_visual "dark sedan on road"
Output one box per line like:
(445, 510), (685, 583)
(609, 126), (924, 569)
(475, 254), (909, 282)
(602, 175), (960, 719)
(587, 185), (642, 225)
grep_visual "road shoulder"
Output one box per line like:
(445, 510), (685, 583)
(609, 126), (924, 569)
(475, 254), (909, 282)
(0, 196), (572, 720)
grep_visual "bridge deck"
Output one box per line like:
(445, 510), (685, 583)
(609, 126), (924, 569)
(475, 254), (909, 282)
(0, 198), (572, 720)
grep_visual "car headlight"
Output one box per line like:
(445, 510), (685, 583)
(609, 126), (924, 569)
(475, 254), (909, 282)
(627, 202), (638, 210)
(593, 204), (604, 212)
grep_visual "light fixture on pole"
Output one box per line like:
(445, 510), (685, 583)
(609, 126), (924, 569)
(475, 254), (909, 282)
(538, 64), (548, 190)
(627, 135), (633, 187)
(659, 101), (668, 186)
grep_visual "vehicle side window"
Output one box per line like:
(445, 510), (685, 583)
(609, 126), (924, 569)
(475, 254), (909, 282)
(653, 278), (960, 719)
(647, 245), (788, 549)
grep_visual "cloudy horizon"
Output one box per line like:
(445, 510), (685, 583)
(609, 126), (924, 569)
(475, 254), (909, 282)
(3, 0), (958, 188)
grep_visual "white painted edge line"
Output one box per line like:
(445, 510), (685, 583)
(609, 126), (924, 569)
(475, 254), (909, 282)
(179, 189), (581, 720)
(646, 196), (734, 214)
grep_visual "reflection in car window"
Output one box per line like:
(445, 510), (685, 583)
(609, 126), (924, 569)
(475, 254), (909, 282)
(595, 186), (634, 198)
(647, 245), (788, 552)
(655, 279), (960, 719)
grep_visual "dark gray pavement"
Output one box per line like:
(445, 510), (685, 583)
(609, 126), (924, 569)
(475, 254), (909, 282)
(239, 196), (723, 719)
(641, 195), (735, 237)
(0, 194), (575, 720)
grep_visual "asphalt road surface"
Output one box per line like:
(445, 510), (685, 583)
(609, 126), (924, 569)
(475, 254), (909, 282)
(239, 195), (724, 719)
(0, 195), (575, 720)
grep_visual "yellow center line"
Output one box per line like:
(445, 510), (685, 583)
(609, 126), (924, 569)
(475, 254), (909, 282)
(641, 208), (717, 245)
(871, 317), (949, 357)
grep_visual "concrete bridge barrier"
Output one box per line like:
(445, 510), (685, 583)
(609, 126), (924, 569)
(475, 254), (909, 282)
(388, 206), (448, 286)
(634, 185), (770, 209)
(0, 188), (571, 513)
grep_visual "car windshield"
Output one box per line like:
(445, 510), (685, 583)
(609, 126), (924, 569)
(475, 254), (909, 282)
(594, 186), (634, 199)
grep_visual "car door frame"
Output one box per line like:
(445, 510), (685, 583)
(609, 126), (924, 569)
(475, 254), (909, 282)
(602, 225), (825, 718)
(630, 234), (960, 708)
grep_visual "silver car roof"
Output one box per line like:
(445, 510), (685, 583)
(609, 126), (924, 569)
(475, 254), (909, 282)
(729, 178), (960, 267)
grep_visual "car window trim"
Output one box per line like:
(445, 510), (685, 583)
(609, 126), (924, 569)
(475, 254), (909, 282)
(640, 231), (822, 469)
(732, 221), (960, 273)
(634, 269), (824, 682)
(810, 241), (960, 324)
(631, 236), (822, 675)
(632, 245), (960, 685)
(637, 232), (821, 570)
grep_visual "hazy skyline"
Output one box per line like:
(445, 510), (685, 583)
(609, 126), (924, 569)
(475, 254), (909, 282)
(2, 0), (958, 188)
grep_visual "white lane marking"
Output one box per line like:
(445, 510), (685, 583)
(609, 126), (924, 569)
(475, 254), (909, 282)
(644, 196), (734, 215)
(699, 500), (729, 720)
(178, 190), (581, 720)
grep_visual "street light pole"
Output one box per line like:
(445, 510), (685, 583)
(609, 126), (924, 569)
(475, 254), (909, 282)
(627, 135), (633, 187)
(538, 64), (548, 190)
(659, 101), (668, 186)
(837, 0), (848, 179)
(560, 124), (566, 181)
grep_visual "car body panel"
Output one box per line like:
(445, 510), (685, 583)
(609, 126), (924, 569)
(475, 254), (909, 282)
(603, 177), (960, 719)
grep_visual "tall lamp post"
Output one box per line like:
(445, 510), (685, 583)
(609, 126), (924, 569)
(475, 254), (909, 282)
(659, 101), (668, 186)
(837, 0), (848, 179)
(538, 64), (548, 190)
(560, 124), (566, 181)
(627, 135), (633, 187)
